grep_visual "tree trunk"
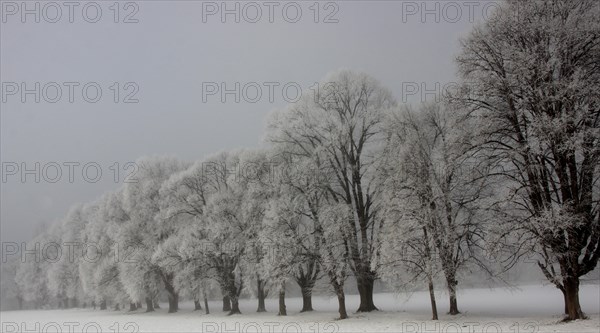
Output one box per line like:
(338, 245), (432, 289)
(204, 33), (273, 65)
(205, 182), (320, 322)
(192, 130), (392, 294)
(204, 297), (210, 315)
(153, 299), (160, 309)
(446, 275), (459, 315)
(167, 292), (179, 313)
(328, 268), (347, 319)
(194, 299), (202, 311)
(300, 285), (314, 312)
(428, 276), (438, 320)
(257, 278), (267, 312)
(257, 294), (267, 313)
(68, 297), (78, 308)
(136, 301), (142, 309)
(162, 273), (179, 313)
(356, 273), (378, 312)
(226, 276), (242, 315)
(222, 295), (231, 312)
(278, 285), (287, 316)
(337, 291), (348, 320)
(114, 303), (120, 311)
(560, 287), (568, 315)
(422, 227), (437, 320)
(145, 297), (154, 312)
(295, 262), (319, 313)
(129, 302), (137, 311)
(563, 277), (585, 320)
(228, 297), (241, 315)
(100, 300), (107, 310)
(60, 295), (68, 309)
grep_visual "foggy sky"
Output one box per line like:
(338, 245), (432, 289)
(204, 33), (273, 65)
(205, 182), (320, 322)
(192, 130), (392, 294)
(1, 1), (494, 243)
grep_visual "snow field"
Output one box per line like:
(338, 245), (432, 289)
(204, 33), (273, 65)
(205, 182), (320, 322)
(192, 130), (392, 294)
(1, 284), (599, 332)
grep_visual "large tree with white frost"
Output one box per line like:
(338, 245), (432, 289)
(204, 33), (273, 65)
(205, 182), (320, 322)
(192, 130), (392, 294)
(456, 0), (600, 320)
(161, 150), (273, 315)
(159, 157), (238, 312)
(80, 190), (142, 311)
(258, 151), (327, 314)
(16, 231), (51, 309)
(203, 150), (274, 315)
(121, 156), (188, 313)
(47, 203), (93, 309)
(267, 70), (396, 312)
(379, 103), (490, 316)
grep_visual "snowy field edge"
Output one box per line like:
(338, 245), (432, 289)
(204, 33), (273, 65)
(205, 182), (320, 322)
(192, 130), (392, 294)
(2, 284), (599, 332)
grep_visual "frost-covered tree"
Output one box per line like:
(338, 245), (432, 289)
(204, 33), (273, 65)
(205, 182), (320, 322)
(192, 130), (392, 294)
(378, 129), (441, 321)
(318, 203), (352, 319)
(159, 158), (237, 312)
(172, 242), (216, 315)
(121, 156), (187, 313)
(36, 222), (74, 309)
(79, 191), (133, 311)
(456, 0), (600, 320)
(160, 162), (219, 305)
(378, 107), (440, 320)
(160, 150), (273, 315)
(46, 209), (76, 309)
(235, 150), (274, 313)
(47, 204), (93, 309)
(259, 150), (331, 314)
(380, 103), (490, 315)
(45, 223), (69, 309)
(16, 230), (52, 309)
(1, 256), (24, 310)
(258, 207), (290, 316)
(151, 228), (213, 314)
(204, 186), (245, 315)
(201, 150), (274, 315)
(267, 70), (396, 312)
(16, 257), (50, 309)
(378, 207), (440, 320)
(261, 191), (322, 313)
(261, 152), (353, 319)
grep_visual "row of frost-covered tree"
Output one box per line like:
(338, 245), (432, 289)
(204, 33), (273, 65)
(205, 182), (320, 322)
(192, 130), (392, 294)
(5, 0), (599, 321)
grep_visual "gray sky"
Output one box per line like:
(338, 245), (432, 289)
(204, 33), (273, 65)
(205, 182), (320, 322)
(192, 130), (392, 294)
(1, 1), (494, 243)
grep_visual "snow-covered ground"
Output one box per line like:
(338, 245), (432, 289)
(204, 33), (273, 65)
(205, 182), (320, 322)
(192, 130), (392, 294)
(1, 284), (599, 332)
